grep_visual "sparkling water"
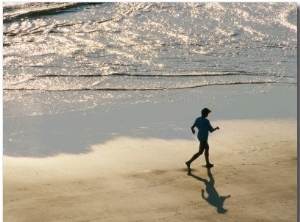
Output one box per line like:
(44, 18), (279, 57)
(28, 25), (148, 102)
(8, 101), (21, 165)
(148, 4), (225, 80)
(3, 2), (296, 117)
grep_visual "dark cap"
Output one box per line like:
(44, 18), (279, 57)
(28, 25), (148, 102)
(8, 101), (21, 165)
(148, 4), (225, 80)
(201, 108), (211, 116)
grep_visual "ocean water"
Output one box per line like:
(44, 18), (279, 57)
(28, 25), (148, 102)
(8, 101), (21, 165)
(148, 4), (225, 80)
(3, 3), (297, 157)
(3, 2), (297, 117)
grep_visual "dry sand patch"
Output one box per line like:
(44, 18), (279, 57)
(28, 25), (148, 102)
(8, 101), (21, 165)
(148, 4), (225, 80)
(4, 119), (297, 221)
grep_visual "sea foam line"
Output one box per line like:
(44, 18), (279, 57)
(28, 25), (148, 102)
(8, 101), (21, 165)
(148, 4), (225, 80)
(3, 81), (295, 92)
(32, 71), (268, 78)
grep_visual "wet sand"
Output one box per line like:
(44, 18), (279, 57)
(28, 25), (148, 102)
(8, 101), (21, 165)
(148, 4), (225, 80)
(4, 119), (297, 221)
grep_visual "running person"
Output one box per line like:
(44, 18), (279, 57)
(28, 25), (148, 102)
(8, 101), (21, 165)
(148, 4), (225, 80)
(186, 108), (220, 170)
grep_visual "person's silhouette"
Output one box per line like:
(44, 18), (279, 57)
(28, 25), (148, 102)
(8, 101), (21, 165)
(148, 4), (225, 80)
(186, 108), (219, 170)
(188, 168), (230, 214)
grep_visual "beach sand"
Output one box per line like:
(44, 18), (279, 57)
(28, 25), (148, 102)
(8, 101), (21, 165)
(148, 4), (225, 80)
(4, 118), (297, 221)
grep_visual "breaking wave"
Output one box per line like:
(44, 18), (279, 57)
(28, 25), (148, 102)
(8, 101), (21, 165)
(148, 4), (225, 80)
(3, 2), (101, 22)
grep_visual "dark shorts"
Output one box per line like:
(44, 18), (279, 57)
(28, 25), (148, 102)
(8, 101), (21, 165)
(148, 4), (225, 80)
(199, 140), (209, 150)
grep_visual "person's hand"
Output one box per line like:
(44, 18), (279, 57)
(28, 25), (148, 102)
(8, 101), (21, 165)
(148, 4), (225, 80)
(191, 129), (195, 134)
(216, 126), (220, 130)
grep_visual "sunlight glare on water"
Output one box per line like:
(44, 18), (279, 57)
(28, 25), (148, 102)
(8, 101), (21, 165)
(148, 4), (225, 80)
(3, 2), (297, 117)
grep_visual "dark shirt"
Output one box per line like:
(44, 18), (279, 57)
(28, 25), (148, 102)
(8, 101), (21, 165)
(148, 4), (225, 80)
(192, 116), (214, 141)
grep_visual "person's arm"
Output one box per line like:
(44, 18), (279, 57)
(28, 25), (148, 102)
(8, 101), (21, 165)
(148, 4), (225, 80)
(214, 126), (220, 131)
(191, 124), (196, 134)
(210, 126), (220, 132)
(208, 120), (220, 132)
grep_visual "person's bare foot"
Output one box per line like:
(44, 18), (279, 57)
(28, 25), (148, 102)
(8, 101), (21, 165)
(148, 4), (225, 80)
(206, 163), (214, 168)
(185, 161), (191, 170)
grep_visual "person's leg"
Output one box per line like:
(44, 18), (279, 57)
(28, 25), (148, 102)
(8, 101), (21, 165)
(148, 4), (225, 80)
(204, 149), (210, 164)
(204, 142), (213, 167)
(186, 142), (204, 169)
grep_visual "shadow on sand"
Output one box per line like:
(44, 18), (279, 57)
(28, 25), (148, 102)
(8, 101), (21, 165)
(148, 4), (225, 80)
(188, 168), (230, 214)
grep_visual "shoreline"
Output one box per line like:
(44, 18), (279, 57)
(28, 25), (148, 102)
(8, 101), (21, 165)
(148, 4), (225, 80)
(3, 85), (297, 158)
(3, 85), (297, 221)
